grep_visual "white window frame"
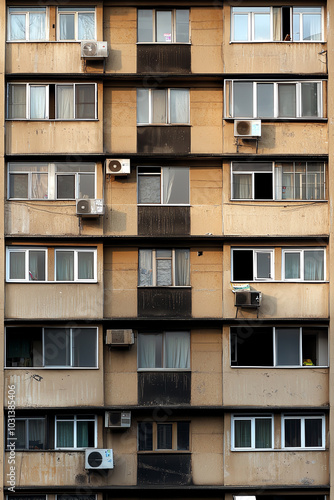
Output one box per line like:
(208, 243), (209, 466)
(10, 417), (46, 450)
(55, 83), (98, 120)
(137, 8), (190, 43)
(293, 7), (324, 42)
(231, 248), (275, 281)
(281, 414), (325, 450)
(55, 248), (97, 283)
(7, 6), (49, 42)
(282, 248), (325, 281)
(231, 415), (274, 451)
(57, 7), (96, 41)
(224, 80), (324, 119)
(138, 248), (190, 287)
(55, 415), (97, 450)
(231, 162), (274, 200)
(137, 88), (190, 125)
(6, 247), (47, 282)
(137, 331), (191, 371)
(231, 7), (273, 42)
(137, 166), (190, 205)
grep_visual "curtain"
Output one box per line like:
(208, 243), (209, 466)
(57, 420), (74, 447)
(254, 13), (270, 40)
(285, 252), (300, 279)
(284, 419), (301, 447)
(139, 249), (153, 286)
(138, 333), (162, 368)
(305, 418), (322, 447)
(138, 175), (161, 203)
(137, 89), (149, 123)
(152, 90), (167, 123)
(302, 12), (321, 40)
(10, 251), (25, 279)
(56, 251), (74, 281)
(301, 82), (318, 117)
(10, 13), (26, 40)
(278, 84), (296, 118)
(233, 174), (252, 199)
(30, 86), (46, 119)
(77, 421), (89, 447)
(273, 8), (281, 40)
(29, 419), (45, 449)
(175, 249), (190, 286)
(156, 250), (172, 286)
(255, 419), (272, 448)
(29, 250), (45, 281)
(304, 251), (324, 280)
(31, 173), (48, 199)
(170, 89), (189, 123)
(78, 252), (94, 280)
(78, 173), (95, 199)
(165, 331), (190, 368)
(30, 12), (46, 40)
(234, 420), (251, 447)
(57, 86), (74, 119)
(78, 13), (95, 40)
(59, 14), (75, 40)
(9, 84), (26, 119)
(75, 85), (95, 119)
(15, 420), (26, 449)
(163, 167), (176, 204)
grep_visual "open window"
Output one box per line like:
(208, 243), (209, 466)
(232, 248), (274, 281)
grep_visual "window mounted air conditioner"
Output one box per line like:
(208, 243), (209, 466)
(76, 199), (104, 217)
(81, 41), (108, 59)
(106, 329), (134, 346)
(235, 291), (262, 308)
(85, 448), (114, 470)
(234, 120), (261, 137)
(105, 411), (131, 429)
(105, 159), (131, 175)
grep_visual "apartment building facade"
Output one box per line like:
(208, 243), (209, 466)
(0, 0), (332, 499)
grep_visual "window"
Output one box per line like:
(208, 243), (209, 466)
(283, 248), (325, 281)
(7, 247), (47, 282)
(231, 7), (323, 42)
(225, 80), (323, 119)
(138, 421), (190, 451)
(231, 326), (328, 367)
(137, 167), (189, 204)
(10, 417), (46, 450)
(57, 497), (96, 500)
(231, 415), (273, 450)
(57, 7), (96, 41)
(8, 7), (47, 41)
(138, 9), (189, 43)
(138, 331), (190, 369)
(7, 83), (97, 120)
(55, 248), (97, 282)
(139, 249), (190, 286)
(55, 415), (97, 449)
(137, 89), (190, 124)
(6, 327), (98, 368)
(8, 162), (96, 200)
(231, 161), (325, 201)
(282, 415), (325, 449)
(8, 497), (46, 500)
(232, 248), (274, 281)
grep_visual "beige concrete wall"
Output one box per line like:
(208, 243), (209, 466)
(192, 418), (224, 485)
(104, 7), (136, 73)
(104, 340), (138, 406)
(104, 170), (137, 235)
(190, 167), (223, 236)
(191, 247), (223, 318)
(191, 7), (223, 74)
(104, 88), (137, 153)
(105, 425), (137, 485)
(191, 89), (223, 154)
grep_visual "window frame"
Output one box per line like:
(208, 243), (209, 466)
(7, 6), (49, 42)
(137, 88), (190, 125)
(6, 247), (48, 282)
(138, 248), (190, 287)
(231, 248), (275, 281)
(282, 248), (325, 282)
(137, 420), (190, 452)
(57, 6), (96, 41)
(55, 414), (97, 450)
(231, 414), (274, 451)
(137, 331), (191, 371)
(7, 83), (98, 121)
(137, 8), (190, 44)
(224, 80), (324, 119)
(9, 416), (46, 450)
(281, 414), (326, 450)
(54, 248), (97, 283)
(137, 166), (190, 205)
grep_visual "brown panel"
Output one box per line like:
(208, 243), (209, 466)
(138, 206), (190, 236)
(138, 287), (191, 317)
(137, 44), (191, 73)
(138, 371), (191, 405)
(137, 126), (190, 154)
(137, 454), (191, 485)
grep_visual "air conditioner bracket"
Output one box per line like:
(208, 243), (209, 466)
(235, 305), (260, 319)
(236, 137), (259, 154)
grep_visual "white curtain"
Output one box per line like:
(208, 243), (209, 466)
(29, 250), (45, 281)
(304, 251), (324, 280)
(284, 252), (300, 279)
(10, 13), (26, 40)
(163, 167), (176, 204)
(175, 249), (190, 286)
(302, 13), (321, 40)
(138, 333), (162, 368)
(139, 249), (153, 286)
(170, 89), (189, 123)
(78, 13), (95, 40)
(273, 8), (281, 41)
(56, 251), (74, 281)
(10, 252), (25, 279)
(78, 252), (94, 280)
(233, 174), (252, 199)
(30, 12), (46, 40)
(165, 331), (190, 368)
(31, 173), (48, 199)
(57, 86), (74, 119)
(30, 86), (46, 119)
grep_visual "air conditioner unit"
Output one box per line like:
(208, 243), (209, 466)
(106, 329), (134, 346)
(235, 291), (262, 308)
(105, 159), (131, 175)
(76, 199), (104, 217)
(234, 120), (261, 138)
(85, 448), (114, 470)
(81, 41), (108, 59)
(105, 411), (131, 429)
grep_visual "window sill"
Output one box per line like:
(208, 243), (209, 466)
(136, 42), (191, 45)
(5, 366), (99, 370)
(231, 280), (328, 284)
(229, 40), (325, 44)
(6, 280), (98, 284)
(138, 286), (191, 288)
(137, 123), (191, 127)
(230, 365), (329, 369)
(230, 199), (328, 203)
(224, 117), (327, 122)
(138, 450), (191, 454)
(138, 368), (191, 372)
(231, 447), (326, 451)
(6, 119), (98, 122)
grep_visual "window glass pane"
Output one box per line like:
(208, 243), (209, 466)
(156, 11), (172, 42)
(78, 252), (94, 280)
(137, 89), (149, 123)
(163, 167), (189, 204)
(165, 331), (190, 369)
(157, 423), (173, 448)
(30, 12), (46, 40)
(306, 162), (324, 200)
(175, 249), (190, 286)
(29, 251), (45, 281)
(293, 13), (300, 41)
(156, 258), (172, 285)
(176, 10), (189, 42)
(233, 14), (248, 41)
(10, 252), (25, 280)
(31, 173), (48, 199)
(8, 84), (26, 119)
(254, 14), (270, 40)
(29, 419), (45, 449)
(152, 90), (167, 123)
(278, 84), (296, 118)
(301, 83), (319, 117)
(73, 328), (97, 367)
(304, 250), (324, 280)
(10, 174), (28, 198)
(57, 175), (75, 199)
(78, 13), (95, 40)
(57, 85), (74, 119)
(276, 328), (300, 366)
(255, 418), (272, 448)
(56, 251), (74, 281)
(170, 89), (189, 123)
(305, 418), (322, 447)
(57, 420), (74, 447)
(10, 13), (26, 40)
(281, 163), (295, 199)
(234, 82), (253, 118)
(285, 252), (300, 279)
(15, 420), (26, 448)
(138, 175), (161, 203)
(6, 327), (43, 367)
(233, 174), (252, 199)
(138, 422), (153, 450)
(75, 85), (95, 119)
(177, 422), (189, 450)
(303, 13), (321, 41)
(234, 420), (251, 447)
(138, 333), (163, 368)
(257, 83), (274, 118)
(256, 252), (271, 279)
(44, 328), (70, 366)
(139, 249), (153, 286)
(77, 420), (95, 447)
(59, 14), (75, 40)
(285, 419), (301, 447)
(138, 10), (153, 42)
(78, 174), (94, 199)
(30, 86), (46, 119)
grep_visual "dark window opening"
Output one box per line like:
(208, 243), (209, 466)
(232, 250), (253, 281)
(231, 327), (273, 367)
(254, 173), (273, 199)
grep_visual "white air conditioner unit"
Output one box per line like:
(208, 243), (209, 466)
(105, 159), (131, 175)
(81, 41), (108, 59)
(235, 291), (262, 308)
(85, 448), (114, 470)
(106, 329), (134, 346)
(76, 199), (104, 217)
(234, 120), (261, 138)
(105, 411), (131, 429)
